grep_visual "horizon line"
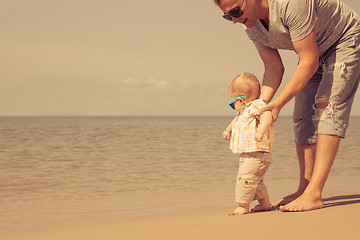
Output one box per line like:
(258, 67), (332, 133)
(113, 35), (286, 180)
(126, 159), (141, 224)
(0, 114), (291, 117)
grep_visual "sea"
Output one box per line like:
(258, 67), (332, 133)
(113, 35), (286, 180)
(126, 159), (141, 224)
(0, 116), (359, 227)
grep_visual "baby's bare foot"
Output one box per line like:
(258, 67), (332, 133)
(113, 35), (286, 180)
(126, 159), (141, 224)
(228, 206), (249, 216)
(251, 203), (271, 212)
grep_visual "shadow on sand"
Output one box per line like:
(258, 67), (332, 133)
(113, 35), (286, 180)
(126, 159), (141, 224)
(323, 194), (360, 208)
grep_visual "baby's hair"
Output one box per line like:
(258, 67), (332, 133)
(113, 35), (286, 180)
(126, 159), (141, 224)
(229, 73), (261, 100)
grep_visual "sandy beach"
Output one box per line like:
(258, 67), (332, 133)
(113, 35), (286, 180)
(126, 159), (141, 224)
(2, 194), (359, 240)
(1, 117), (359, 240)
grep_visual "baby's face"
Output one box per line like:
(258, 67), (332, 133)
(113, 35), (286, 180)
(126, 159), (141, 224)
(230, 93), (246, 112)
(234, 100), (244, 112)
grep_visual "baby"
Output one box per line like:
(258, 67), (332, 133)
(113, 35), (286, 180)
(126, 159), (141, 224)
(223, 72), (274, 215)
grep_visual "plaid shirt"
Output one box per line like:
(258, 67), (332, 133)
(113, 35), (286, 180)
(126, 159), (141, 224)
(230, 99), (274, 153)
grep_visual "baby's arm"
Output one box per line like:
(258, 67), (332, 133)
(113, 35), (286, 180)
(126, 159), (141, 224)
(222, 122), (233, 140)
(255, 111), (273, 142)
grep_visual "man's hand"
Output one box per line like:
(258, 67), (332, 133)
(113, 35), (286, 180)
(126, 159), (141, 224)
(260, 100), (282, 122)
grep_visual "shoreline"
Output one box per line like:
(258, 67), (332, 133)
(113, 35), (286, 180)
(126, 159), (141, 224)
(1, 194), (360, 240)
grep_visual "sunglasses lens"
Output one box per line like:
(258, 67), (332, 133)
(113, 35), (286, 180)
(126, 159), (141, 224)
(222, 7), (243, 21)
(229, 7), (243, 18)
(228, 98), (237, 109)
(222, 14), (233, 21)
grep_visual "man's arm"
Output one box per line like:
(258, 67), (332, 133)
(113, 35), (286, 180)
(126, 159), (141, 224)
(263, 29), (319, 121)
(259, 48), (285, 103)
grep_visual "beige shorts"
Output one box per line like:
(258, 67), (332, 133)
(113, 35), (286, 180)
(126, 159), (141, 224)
(235, 152), (271, 204)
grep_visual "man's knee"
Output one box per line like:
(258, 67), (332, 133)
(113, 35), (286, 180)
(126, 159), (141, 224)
(314, 97), (330, 109)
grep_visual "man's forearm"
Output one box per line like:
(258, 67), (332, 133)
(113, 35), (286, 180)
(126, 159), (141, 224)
(260, 67), (283, 103)
(258, 48), (285, 103)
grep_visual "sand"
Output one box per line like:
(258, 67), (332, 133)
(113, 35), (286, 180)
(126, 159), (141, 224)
(1, 195), (360, 240)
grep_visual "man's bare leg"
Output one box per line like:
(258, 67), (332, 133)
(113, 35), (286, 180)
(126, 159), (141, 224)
(272, 143), (315, 207)
(280, 135), (340, 212)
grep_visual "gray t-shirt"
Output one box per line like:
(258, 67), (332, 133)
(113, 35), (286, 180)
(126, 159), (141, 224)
(245, 0), (360, 56)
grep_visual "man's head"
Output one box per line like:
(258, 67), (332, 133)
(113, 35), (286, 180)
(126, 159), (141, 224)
(213, 0), (264, 28)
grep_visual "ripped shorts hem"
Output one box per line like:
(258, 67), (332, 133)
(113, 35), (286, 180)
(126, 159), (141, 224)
(317, 130), (345, 139)
(295, 132), (345, 144)
(294, 138), (317, 145)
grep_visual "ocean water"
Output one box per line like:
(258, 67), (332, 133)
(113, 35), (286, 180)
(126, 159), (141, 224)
(0, 116), (359, 227)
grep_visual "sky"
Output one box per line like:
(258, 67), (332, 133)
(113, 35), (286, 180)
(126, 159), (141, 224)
(1, 0), (360, 116)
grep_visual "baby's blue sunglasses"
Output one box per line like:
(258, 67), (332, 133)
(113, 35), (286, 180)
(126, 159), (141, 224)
(228, 95), (246, 109)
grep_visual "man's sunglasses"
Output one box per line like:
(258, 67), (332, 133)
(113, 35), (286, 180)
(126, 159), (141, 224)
(223, 0), (245, 21)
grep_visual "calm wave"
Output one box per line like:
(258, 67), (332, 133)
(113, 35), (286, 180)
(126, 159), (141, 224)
(0, 116), (359, 226)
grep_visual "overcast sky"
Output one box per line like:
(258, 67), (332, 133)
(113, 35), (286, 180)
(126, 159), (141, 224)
(1, 0), (359, 116)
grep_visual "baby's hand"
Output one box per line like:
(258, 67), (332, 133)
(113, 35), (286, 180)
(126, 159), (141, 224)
(222, 130), (231, 140)
(254, 132), (263, 142)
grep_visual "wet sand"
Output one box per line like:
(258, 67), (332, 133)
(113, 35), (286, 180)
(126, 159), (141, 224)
(2, 194), (359, 240)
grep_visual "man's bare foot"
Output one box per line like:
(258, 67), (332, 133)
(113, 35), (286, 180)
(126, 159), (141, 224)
(272, 191), (302, 208)
(251, 203), (271, 212)
(229, 206), (249, 215)
(279, 194), (324, 212)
